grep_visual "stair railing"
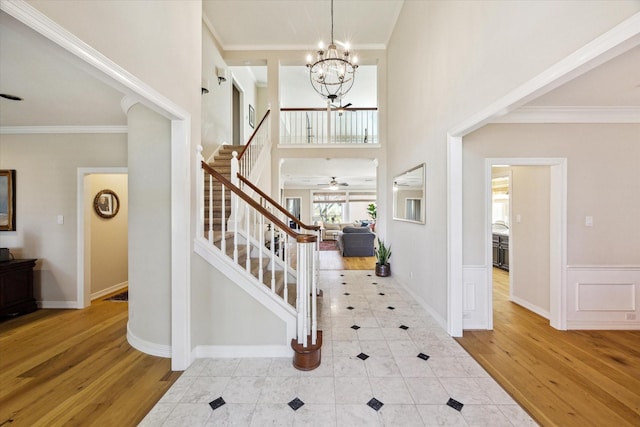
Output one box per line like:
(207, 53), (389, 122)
(236, 109), (271, 180)
(198, 155), (320, 350)
(237, 174), (322, 294)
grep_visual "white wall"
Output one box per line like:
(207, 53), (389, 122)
(0, 133), (127, 305)
(87, 173), (128, 298)
(202, 25), (231, 159)
(386, 0), (640, 326)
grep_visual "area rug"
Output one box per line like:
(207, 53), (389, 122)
(319, 240), (338, 251)
(106, 291), (128, 302)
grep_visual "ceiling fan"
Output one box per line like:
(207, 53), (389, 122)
(329, 101), (352, 116)
(319, 177), (349, 190)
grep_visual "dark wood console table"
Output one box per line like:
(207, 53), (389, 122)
(0, 259), (38, 317)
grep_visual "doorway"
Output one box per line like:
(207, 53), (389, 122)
(485, 158), (566, 330)
(232, 84), (241, 145)
(77, 167), (128, 308)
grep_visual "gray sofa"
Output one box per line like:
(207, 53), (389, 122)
(337, 226), (376, 257)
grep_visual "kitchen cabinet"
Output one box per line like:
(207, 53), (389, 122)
(492, 234), (509, 271)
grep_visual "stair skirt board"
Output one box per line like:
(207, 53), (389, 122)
(194, 237), (297, 342)
(193, 345), (294, 359)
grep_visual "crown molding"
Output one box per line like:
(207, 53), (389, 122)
(0, 125), (128, 134)
(492, 106), (640, 124)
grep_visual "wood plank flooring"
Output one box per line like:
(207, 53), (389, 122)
(456, 268), (640, 427)
(318, 247), (376, 270)
(0, 293), (180, 427)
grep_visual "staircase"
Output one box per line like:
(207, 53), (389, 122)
(195, 114), (322, 369)
(203, 145), (242, 237)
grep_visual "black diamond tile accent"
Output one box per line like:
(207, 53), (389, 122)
(447, 398), (464, 412)
(351, 325), (361, 330)
(209, 397), (226, 411)
(399, 325), (409, 330)
(379, 292), (385, 296)
(344, 292), (350, 295)
(347, 306), (355, 310)
(417, 352), (430, 361)
(288, 397), (305, 411)
(342, 282), (347, 285)
(387, 306), (395, 310)
(371, 282), (378, 285)
(367, 274), (372, 277)
(367, 397), (384, 411)
(357, 352), (370, 361)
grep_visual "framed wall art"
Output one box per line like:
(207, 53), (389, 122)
(0, 170), (16, 231)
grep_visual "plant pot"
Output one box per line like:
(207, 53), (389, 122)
(375, 263), (390, 277)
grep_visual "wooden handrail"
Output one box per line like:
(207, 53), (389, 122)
(201, 161), (316, 243)
(281, 107), (378, 112)
(238, 109), (271, 160)
(237, 174), (321, 233)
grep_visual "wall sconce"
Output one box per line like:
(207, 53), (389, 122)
(216, 67), (227, 85)
(201, 78), (210, 94)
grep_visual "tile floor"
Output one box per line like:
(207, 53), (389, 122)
(140, 270), (538, 426)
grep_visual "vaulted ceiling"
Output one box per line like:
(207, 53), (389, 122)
(1, 4), (637, 140)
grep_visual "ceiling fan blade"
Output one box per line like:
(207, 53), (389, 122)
(343, 103), (352, 108)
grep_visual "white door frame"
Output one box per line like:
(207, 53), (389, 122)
(446, 14), (640, 336)
(77, 167), (128, 309)
(4, 1), (192, 370)
(484, 158), (567, 330)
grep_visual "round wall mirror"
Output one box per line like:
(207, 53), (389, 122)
(93, 189), (120, 219)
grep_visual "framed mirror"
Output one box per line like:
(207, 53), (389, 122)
(393, 163), (426, 224)
(94, 189), (120, 219)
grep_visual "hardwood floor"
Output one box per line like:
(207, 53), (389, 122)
(456, 268), (640, 427)
(0, 293), (180, 426)
(318, 246), (376, 270)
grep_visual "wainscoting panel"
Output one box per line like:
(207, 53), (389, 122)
(567, 266), (640, 329)
(462, 265), (490, 329)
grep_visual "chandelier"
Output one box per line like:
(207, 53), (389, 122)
(306, 0), (358, 102)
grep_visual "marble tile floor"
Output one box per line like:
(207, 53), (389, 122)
(140, 270), (537, 426)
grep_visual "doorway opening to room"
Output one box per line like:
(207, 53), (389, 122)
(486, 159), (566, 330)
(78, 168), (128, 309)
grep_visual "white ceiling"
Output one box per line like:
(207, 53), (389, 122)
(281, 158), (377, 190)
(0, 12), (126, 127)
(1, 4), (637, 190)
(202, 0), (405, 51)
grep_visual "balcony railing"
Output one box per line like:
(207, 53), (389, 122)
(280, 107), (378, 146)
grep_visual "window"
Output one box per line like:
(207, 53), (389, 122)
(312, 191), (376, 223)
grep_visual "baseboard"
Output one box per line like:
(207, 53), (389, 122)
(566, 320), (640, 330)
(511, 295), (550, 320)
(39, 301), (78, 309)
(394, 278), (448, 332)
(91, 281), (128, 301)
(193, 344), (293, 358)
(127, 323), (171, 358)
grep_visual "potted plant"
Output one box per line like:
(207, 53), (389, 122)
(367, 203), (377, 232)
(374, 238), (391, 277)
